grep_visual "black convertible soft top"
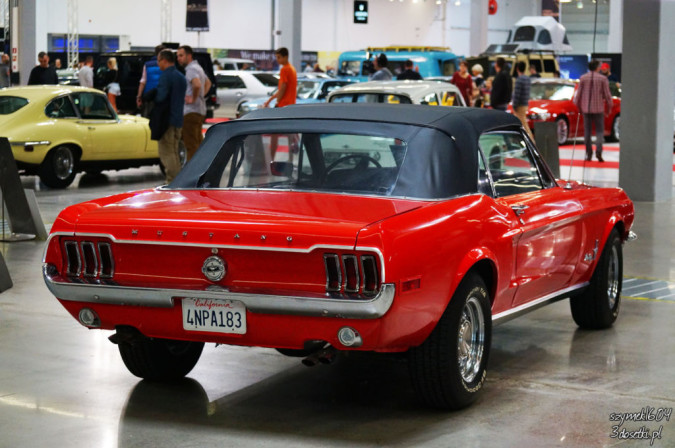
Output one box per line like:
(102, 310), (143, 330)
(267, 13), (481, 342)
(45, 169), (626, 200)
(241, 103), (520, 136)
(170, 104), (523, 199)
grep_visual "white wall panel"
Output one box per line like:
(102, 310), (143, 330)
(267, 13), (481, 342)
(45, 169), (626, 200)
(32, 0), (609, 57)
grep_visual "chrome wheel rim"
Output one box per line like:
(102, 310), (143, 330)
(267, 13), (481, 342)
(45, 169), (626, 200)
(178, 144), (187, 167)
(607, 244), (620, 310)
(457, 295), (485, 383)
(613, 116), (620, 141)
(557, 119), (568, 145)
(53, 147), (74, 180)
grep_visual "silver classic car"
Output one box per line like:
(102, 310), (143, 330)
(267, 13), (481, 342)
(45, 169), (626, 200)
(327, 80), (467, 107)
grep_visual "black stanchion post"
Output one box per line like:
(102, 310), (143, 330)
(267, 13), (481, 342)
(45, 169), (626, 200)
(533, 122), (560, 179)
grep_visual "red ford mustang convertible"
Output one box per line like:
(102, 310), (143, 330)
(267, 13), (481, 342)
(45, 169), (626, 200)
(43, 104), (634, 409)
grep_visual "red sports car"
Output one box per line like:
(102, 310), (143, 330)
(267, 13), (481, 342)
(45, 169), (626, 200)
(508, 78), (622, 145)
(43, 104), (635, 410)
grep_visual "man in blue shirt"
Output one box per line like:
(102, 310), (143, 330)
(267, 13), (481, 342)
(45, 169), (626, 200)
(152, 49), (187, 183)
(137, 45), (165, 117)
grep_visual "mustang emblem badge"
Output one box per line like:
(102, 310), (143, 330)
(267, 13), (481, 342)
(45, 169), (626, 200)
(202, 255), (226, 282)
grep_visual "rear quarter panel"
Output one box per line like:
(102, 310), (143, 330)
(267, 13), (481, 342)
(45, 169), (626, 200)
(355, 194), (519, 349)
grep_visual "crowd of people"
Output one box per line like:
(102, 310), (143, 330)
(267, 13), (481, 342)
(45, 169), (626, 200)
(1, 46), (619, 180)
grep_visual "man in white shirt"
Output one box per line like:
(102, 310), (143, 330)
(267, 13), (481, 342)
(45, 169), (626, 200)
(77, 56), (94, 88)
(176, 45), (211, 161)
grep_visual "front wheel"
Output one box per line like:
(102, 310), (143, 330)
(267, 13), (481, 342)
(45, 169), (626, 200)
(118, 337), (204, 381)
(556, 117), (569, 145)
(570, 229), (623, 329)
(39, 145), (77, 188)
(409, 272), (492, 410)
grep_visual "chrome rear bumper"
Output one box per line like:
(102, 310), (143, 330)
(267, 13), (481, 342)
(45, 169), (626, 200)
(43, 264), (395, 320)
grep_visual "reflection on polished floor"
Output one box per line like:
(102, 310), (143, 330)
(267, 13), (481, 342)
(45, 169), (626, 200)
(1, 165), (674, 448)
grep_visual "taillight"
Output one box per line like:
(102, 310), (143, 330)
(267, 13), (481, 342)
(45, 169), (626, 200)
(324, 254), (341, 292)
(98, 242), (114, 278)
(360, 255), (379, 295)
(324, 252), (380, 296)
(342, 255), (359, 293)
(62, 239), (114, 280)
(64, 241), (81, 276)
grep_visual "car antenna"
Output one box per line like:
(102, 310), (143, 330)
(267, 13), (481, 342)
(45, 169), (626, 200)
(565, 113), (583, 188)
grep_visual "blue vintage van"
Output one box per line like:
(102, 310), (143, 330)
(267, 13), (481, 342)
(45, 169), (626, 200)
(337, 46), (463, 81)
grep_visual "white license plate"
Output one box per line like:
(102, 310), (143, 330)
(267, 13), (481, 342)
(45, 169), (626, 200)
(182, 298), (247, 334)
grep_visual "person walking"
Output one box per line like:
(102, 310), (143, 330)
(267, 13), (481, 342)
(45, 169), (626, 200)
(471, 64), (485, 107)
(396, 59), (423, 80)
(369, 53), (393, 81)
(263, 47), (298, 160)
(490, 57), (512, 111)
(574, 59), (613, 162)
(137, 45), (165, 117)
(0, 54), (10, 88)
(28, 52), (58, 85)
(104, 57), (121, 111)
(512, 61), (533, 139)
(77, 55), (94, 88)
(177, 45), (211, 161)
(149, 49), (187, 183)
(263, 47), (297, 109)
(451, 60), (475, 106)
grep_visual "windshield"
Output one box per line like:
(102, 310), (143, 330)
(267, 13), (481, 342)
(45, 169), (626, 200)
(253, 73), (279, 87)
(530, 83), (575, 101)
(197, 132), (407, 197)
(297, 81), (320, 99)
(330, 93), (413, 104)
(339, 60), (361, 76)
(0, 96), (29, 115)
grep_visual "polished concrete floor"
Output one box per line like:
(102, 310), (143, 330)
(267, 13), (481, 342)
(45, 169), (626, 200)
(1, 163), (675, 448)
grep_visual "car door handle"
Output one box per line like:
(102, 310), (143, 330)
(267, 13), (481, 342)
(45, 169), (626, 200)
(88, 126), (96, 130)
(511, 205), (529, 216)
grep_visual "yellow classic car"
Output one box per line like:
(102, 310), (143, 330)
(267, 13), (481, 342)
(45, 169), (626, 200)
(0, 86), (175, 188)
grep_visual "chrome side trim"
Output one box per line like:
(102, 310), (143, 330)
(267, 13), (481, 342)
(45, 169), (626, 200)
(492, 282), (589, 325)
(10, 140), (51, 147)
(42, 264), (396, 319)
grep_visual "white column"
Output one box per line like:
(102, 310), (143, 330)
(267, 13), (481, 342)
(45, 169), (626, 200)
(470, 0), (488, 57)
(619, 0), (675, 201)
(607, 0), (623, 52)
(274, 0), (302, 71)
(17, 0), (36, 85)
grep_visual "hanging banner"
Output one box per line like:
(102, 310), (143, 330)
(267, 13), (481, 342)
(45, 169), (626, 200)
(186, 0), (209, 32)
(354, 1), (368, 24)
(542, 0), (560, 22)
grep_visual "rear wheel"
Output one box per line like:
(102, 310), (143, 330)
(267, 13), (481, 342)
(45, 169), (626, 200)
(118, 337), (204, 381)
(39, 145), (77, 188)
(610, 114), (621, 142)
(556, 117), (569, 145)
(409, 272), (491, 410)
(570, 229), (623, 329)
